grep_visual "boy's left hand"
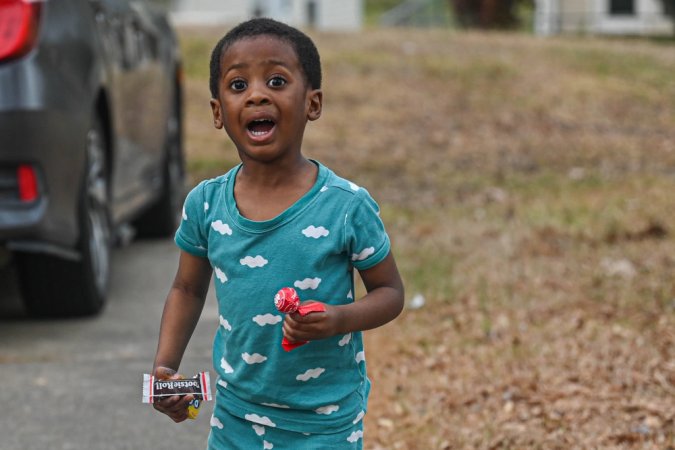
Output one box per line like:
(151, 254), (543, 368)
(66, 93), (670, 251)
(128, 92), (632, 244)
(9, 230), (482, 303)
(152, 366), (195, 423)
(282, 301), (342, 343)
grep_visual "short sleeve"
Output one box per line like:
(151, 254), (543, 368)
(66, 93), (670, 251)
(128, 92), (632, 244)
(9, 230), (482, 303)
(345, 188), (390, 270)
(174, 181), (209, 258)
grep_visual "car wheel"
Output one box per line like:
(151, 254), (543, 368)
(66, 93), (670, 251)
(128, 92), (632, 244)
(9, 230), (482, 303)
(16, 117), (111, 317)
(134, 94), (184, 238)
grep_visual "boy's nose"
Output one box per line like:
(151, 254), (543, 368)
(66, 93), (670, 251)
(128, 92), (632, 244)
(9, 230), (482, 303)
(245, 81), (271, 106)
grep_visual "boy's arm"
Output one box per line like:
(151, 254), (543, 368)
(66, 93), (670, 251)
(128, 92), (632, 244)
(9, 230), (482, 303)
(153, 250), (212, 371)
(152, 250), (212, 423)
(283, 252), (404, 341)
(339, 252), (404, 333)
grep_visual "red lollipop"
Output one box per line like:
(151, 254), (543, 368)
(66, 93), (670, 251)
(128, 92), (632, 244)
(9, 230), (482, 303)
(274, 287), (300, 313)
(274, 287), (326, 352)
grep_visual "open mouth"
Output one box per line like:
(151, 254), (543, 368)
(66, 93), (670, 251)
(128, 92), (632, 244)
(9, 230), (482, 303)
(247, 118), (276, 138)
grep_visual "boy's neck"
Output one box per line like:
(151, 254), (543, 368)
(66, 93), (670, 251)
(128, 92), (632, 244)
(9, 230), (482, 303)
(233, 157), (319, 221)
(238, 156), (315, 188)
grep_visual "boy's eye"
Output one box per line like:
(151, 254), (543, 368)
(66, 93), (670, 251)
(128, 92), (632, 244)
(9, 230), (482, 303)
(230, 80), (247, 91)
(267, 77), (286, 88)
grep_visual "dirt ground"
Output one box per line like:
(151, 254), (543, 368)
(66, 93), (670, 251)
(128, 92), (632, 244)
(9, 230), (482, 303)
(177, 26), (675, 449)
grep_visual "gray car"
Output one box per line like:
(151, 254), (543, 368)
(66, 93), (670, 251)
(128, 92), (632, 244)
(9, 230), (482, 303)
(0, 0), (185, 317)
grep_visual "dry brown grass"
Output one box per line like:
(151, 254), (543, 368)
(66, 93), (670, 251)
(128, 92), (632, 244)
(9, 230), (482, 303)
(178, 26), (675, 449)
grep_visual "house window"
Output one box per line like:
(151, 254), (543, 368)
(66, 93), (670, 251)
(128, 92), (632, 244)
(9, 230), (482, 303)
(609, 0), (635, 15)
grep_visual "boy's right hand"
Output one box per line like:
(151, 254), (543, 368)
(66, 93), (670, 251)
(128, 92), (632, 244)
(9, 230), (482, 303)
(152, 366), (195, 423)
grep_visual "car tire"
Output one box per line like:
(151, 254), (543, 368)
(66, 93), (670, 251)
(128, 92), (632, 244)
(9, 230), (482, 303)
(16, 116), (111, 317)
(134, 93), (184, 238)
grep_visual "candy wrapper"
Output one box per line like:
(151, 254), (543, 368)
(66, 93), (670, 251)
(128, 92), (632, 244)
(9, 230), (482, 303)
(274, 287), (327, 352)
(142, 371), (212, 419)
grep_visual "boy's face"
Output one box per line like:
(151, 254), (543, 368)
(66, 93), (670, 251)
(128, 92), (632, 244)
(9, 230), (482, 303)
(210, 36), (322, 165)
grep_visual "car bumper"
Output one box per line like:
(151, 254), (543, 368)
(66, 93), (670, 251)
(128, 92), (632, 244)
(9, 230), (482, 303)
(0, 108), (87, 253)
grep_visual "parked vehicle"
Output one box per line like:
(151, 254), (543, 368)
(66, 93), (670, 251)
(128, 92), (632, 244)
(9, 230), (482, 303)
(0, 0), (185, 317)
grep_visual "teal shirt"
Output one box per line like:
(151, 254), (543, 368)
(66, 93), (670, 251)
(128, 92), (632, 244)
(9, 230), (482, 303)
(175, 161), (390, 433)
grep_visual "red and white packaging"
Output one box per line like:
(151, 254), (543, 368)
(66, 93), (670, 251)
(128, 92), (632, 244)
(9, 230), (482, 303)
(142, 371), (212, 404)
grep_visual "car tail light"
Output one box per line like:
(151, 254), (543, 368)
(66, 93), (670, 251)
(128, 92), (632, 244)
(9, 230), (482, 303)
(17, 164), (39, 202)
(0, 0), (43, 62)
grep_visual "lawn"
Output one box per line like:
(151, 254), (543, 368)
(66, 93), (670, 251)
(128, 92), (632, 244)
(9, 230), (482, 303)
(177, 26), (675, 449)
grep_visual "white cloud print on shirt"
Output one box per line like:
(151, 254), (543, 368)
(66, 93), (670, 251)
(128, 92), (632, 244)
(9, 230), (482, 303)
(240, 255), (268, 268)
(210, 414), (224, 429)
(315, 405), (339, 415)
(252, 314), (282, 326)
(214, 267), (228, 283)
(302, 225), (329, 238)
(294, 277), (321, 290)
(211, 220), (232, 235)
(296, 368), (325, 381)
(242, 352), (267, 364)
(338, 334), (351, 346)
(352, 247), (375, 262)
(347, 430), (363, 443)
(219, 315), (232, 331)
(245, 414), (276, 427)
(220, 357), (233, 374)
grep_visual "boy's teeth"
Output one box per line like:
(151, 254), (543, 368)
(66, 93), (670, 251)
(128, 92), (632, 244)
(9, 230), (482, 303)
(248, 119), (274, 136)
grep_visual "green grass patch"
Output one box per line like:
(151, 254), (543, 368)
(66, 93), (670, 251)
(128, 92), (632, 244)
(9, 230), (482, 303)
(186, 156), (239, 185)
(553, 45), (675, 90)
(420, 57), (517, 84)
(180, 33), (215, 80)
(502, 171), (675, 240)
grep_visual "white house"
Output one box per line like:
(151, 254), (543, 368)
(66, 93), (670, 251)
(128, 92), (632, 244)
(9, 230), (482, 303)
(171, 0), (363, 31)
(535, 0), (672, 35)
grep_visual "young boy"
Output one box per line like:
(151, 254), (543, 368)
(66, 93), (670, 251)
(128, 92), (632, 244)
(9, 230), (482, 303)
(151, 18), (404, 449)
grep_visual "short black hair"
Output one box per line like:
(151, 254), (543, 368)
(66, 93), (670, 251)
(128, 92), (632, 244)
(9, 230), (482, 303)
(209, 18), (322, 98)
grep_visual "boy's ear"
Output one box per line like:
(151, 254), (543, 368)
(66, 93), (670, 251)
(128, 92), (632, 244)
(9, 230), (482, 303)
(306, 89), (322, 121)
(210, 99), (224, 129)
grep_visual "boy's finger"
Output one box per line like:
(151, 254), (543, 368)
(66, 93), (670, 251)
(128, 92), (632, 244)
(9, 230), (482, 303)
(154, 366), (178, 380)
(158, 394), (182, 405)
(169, 394), (192, 410)
(158, 395), (192, 418)
(283, 322), (311, 342)
(289, 311), (326, 323)
(171, 410), (189, 423)
(154, 393), (190, 411)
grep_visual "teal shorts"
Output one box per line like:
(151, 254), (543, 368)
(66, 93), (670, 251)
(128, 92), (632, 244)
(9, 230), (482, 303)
(207, 405), (364, 450)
